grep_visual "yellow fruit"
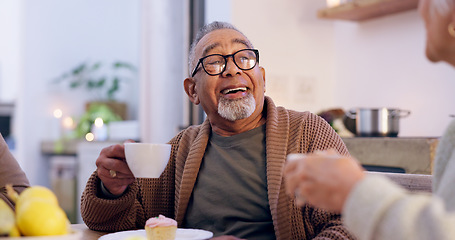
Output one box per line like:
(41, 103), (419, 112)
(16, 185), (58, 211)
(5, 184), (19, 203)
(9, 225), (21, 237)
(16, 199), (69, 236)
(0, 198), (16, 236)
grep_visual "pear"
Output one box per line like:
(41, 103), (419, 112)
(15, 185), (58, 212)
(16, 199), (68, 236)
(5, 184), (18, 204)
(0, 198), (17, 236)
(14, 186), (68, 236)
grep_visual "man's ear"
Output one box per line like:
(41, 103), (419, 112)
(260, 66), (266, 93)
(451, 11), (455, 35)
(184, 77), (200, 105)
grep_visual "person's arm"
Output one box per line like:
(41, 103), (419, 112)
(344, 174), (455, 240)
(81, 134), (182, 232)
(80, 171), (146, 231)
(0, 134), (29, 209)
(284, 150), (455, 240)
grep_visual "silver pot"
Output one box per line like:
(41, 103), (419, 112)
(344, 108), (410, 137)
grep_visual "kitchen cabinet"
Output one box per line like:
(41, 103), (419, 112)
(318, 0), (419, 21)
(42, 140), (120, 223)
(343, 137), (438, 174)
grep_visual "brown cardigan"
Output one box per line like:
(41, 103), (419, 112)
(0, 134), (29, 209)
(81, 97), (355, 240)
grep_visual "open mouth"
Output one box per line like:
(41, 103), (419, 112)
(221, 87), (247, 95)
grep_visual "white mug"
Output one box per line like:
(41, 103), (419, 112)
(124, 143), (171, 178)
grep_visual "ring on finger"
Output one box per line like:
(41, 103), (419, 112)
(109, 169), (117, 178)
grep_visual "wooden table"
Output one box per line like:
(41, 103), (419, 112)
(71, 224), (107, 239)
(0, 224), (107, 240)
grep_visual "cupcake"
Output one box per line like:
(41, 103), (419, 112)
(145, 215), (177, 240)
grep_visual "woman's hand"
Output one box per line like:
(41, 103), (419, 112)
(284, 149), (366, 213)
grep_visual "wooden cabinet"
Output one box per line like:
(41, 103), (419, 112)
(318, 0), (419, 21)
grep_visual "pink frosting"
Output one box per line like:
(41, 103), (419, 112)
(145, 215), (177, 228)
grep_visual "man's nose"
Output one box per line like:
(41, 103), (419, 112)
(222, 56), (241, 76)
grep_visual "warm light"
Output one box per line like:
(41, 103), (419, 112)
(53, 109), (63, 119)
(85, 132), (95, 141)
(62, 117), (74, 129)
(326, 0), (341, 7)
(94, 117), (104, 127)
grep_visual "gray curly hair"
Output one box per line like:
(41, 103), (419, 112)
(187, 21), (254, 77)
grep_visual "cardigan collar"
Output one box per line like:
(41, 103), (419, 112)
(175, 96), (291, 240)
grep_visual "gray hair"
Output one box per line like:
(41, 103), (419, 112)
(188, 21), (253, 77)
(430, 0), (454, 16)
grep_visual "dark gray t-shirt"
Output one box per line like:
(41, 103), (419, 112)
(182, 125), (275, 239)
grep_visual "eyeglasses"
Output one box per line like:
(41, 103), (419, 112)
(191, 49), (259, 77)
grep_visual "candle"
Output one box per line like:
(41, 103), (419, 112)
(62, 116), (75, 139)
(326, 0), (341, 7)
(91, 117), (108, 141)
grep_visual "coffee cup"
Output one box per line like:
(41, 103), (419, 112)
(124, 143), (171, 178)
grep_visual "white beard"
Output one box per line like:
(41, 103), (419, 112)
(218, 93), (256, 121)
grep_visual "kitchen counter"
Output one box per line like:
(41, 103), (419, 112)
(343, 137), (439, 174)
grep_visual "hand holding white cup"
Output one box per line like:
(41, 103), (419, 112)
(124, 143), (171, 178)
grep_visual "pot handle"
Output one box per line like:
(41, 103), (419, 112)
(345, 109), (357, 119)
(393, 109), (411, 118)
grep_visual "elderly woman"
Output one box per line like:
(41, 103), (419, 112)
(284, 0), (455, 239)
(0, 134), (29, 209)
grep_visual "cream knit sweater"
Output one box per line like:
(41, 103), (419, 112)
(81, 96), (356, 240)
(343, 119), (455, 239)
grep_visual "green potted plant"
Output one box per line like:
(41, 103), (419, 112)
(53, 60), (137, 120)
(75, 103), (122, 139)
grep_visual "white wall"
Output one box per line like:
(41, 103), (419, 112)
(0, 0), (23, 102)
(16, 0), (140, 185)
(231, 0), (455, 137)
(332, 12), (455, 137)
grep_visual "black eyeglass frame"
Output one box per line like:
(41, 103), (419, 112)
(191, 49), (259, 77)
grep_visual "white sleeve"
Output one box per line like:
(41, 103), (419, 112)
(342, 175), (455, 240)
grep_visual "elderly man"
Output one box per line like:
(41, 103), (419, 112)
(81, 21), (355, 240)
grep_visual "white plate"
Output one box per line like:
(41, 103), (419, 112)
(98, 228), (213, 240)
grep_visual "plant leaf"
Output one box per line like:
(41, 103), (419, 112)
(87, 80), (97, 88)
(91, 62), (102, 71)
(107, 78), (119, 100)
(72, 62), (87, 75)
(70, 81), (82, 88)
(96, 78), (106, 87)
(113, 61), (137, 72)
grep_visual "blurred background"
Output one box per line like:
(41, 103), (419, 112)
(1, 0), (454, 223)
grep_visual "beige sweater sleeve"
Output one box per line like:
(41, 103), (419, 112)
(343, 119), (455, 240)
(343, 175), (455, 240)
(0, 134), (29, 209)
